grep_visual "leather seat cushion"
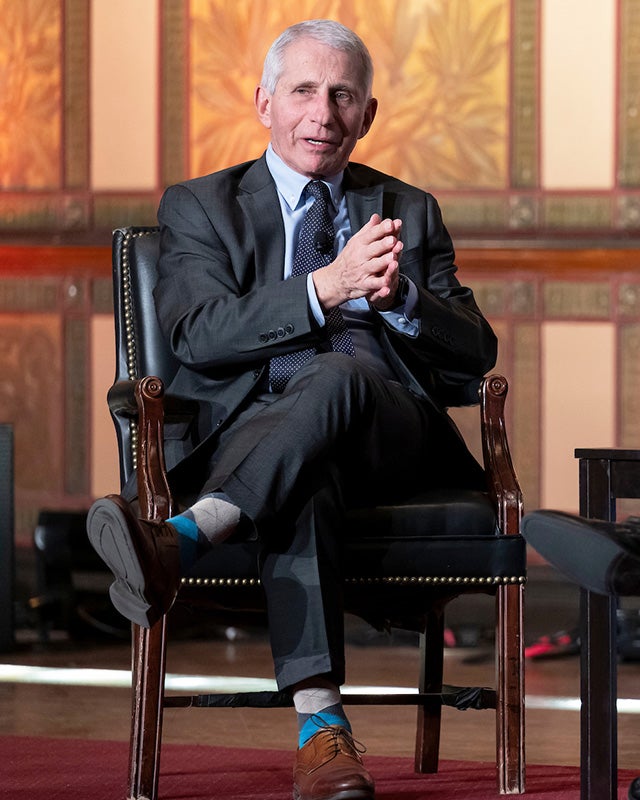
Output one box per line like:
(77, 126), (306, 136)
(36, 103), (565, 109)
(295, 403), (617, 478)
(185, 489), (525, 583)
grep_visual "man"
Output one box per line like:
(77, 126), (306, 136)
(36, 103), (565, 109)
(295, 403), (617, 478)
(522, 510), (640, 800)
(88, 19), (497, 800)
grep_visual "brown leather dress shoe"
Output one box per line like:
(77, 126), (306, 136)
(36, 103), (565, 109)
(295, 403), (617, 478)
(86, 495), (181, 627)
(293, 726), (375, 800)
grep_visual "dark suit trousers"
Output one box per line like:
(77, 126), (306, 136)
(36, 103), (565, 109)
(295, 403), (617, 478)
(196, 353), (481, 691)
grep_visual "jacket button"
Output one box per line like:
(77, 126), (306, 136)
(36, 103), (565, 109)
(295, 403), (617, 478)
(285, 324), (294, 334)
(268, 330), (277, 340)
(259, 333), (268, 343)
(277, 327), (285, 338)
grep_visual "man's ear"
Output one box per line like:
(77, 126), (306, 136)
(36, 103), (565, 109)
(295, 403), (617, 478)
(255, 85), (272, 129)
(358, 97), (378, 140)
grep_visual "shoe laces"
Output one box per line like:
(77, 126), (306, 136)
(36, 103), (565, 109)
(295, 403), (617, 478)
(308, 718), (367, 762)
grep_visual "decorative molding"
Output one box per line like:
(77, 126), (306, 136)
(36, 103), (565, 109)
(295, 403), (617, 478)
(542, 195), (613, 230)
(619, 0), (640, 187)
(440, 196), (509, 232)
(618, 193), (640, 229)
(544, 281), (611, 318)
(64, 316), (88, 494)
(619, 283), (640, 318)
(511, 0), (539, 189)
(64, 0), (90, 189)
(511, 280), (536, 317)
(467, 279), (507, 316)
(92, 278), (113, 314)
(161, 0), (188, 186)
(620, 324), (640, 447)
(513, 322), (540, 509)
(509, 195), (538, 230)
(92, 194), (159, 231)
(0, 280), (59, 311)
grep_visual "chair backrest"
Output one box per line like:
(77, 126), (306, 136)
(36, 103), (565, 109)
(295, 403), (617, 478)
(111, 226), (179, 484)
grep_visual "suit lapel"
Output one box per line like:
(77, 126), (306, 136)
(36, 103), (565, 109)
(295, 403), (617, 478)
(343, 164), (384, 231)
(237, 156), (285, 283)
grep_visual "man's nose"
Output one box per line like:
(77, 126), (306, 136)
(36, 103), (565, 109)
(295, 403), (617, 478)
(309, 91), (335, 125)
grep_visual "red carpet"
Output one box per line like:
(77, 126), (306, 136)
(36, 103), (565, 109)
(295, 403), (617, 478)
(1, 735), (637, 799)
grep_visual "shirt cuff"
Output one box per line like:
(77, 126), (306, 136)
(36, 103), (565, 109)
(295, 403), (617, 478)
(307, 273), (326, 327)
(378, 275), (420, 337)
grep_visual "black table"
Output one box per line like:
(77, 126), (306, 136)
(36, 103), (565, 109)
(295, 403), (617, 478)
(576, 448), (640, 800)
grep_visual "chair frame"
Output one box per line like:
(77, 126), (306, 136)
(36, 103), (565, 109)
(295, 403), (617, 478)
(109, 227), (526, 799)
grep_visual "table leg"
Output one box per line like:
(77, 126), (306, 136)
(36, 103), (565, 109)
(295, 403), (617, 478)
(579, 456), (617, 800)
(580, 588), (617, 800)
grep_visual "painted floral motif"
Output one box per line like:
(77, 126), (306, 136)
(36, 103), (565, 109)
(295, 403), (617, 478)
(0, 0), (61, 189)
(190, 0), (508, 189)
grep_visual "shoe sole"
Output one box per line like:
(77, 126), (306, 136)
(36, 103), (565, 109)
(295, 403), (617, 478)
(522, 511), (626, 595)
(86, 497), (159, 628)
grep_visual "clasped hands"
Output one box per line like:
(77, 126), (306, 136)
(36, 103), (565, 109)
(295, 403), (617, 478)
(313, 214), (403, 312)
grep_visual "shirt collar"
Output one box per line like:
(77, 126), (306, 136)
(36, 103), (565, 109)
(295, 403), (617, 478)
(265, 144), (344, 212)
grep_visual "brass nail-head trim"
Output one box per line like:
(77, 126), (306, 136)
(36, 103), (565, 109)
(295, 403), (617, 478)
(176, 575), (527, 589)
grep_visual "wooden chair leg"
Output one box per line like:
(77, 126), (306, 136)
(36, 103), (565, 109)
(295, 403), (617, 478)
(128, 618), (168, 800)
(414, 608), (445, 773)
(127, 376), (173, 799)
(496, 582), (525, 794)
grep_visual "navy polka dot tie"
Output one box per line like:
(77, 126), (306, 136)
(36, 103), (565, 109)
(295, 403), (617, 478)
(269, 180), (355, 393)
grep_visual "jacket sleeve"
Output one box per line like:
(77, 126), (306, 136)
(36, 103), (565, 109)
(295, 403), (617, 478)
(376, 191), (497, 403)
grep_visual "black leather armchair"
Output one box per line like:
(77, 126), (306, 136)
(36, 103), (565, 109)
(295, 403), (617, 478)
(108, 226), (526, 799)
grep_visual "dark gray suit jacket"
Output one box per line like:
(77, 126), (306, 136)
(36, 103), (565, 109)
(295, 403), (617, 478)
(154, 154), (497, 473)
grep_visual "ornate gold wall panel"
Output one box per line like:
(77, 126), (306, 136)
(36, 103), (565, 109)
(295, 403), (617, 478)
(0, 0), (62, 190)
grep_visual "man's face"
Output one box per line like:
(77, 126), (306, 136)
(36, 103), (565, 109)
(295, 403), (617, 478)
(255, 37), (377, 178)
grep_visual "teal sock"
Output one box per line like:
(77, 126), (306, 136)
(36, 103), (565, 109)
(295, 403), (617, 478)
(168, 491), (241, 570)
(298, 704), (351, 748)
(167, 514), (206, 570)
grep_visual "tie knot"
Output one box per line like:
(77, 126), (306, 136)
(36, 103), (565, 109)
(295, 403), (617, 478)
(306, 180), (331, 205)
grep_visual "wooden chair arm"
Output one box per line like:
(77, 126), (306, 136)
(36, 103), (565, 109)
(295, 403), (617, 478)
(108, 377), (176, 522)
(107, 379), (197, 420)
(480, 375), (523, 536)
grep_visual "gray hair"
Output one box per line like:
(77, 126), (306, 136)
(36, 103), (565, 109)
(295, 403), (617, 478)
(261, 20), (374, 97)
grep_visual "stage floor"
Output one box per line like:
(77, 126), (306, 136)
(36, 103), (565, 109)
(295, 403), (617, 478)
(2, 564), (640, 775)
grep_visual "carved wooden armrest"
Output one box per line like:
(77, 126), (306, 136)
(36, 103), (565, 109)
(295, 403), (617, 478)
(108, 376), (195, 522)
(480, 375), (523, 535)
(107, 379), (197, 420)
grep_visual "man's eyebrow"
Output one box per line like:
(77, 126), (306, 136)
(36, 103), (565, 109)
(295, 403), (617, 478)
(288, 80), (318, 92)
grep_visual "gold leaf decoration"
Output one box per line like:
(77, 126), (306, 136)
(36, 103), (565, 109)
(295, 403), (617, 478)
(190, 0), (508, 189)
(0, 0), (61, 189)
